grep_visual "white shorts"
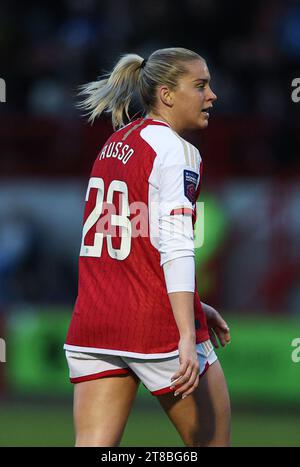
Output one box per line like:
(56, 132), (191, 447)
(65, 340), (218, 396)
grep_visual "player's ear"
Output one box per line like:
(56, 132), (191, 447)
(159, 85), (174, 108)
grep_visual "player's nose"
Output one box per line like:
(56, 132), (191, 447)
(206, 85), (217, 102)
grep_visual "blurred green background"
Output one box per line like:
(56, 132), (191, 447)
(0, 308), (299, 447)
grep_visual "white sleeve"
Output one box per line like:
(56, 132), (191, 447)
(159, 214), (194, 266)
(158, 138), (200, 267)
(163, 256), (195, 293)
(140, 125), (201, 267)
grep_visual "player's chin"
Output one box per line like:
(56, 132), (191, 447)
(188, 116), (209, 131)
(199, 115), (208, 130)
(194, 114), (209, 130)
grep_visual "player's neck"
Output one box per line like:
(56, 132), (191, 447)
(146, 112), (184, 136)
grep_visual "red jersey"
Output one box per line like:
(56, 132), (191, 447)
(64, 117), (209, 358)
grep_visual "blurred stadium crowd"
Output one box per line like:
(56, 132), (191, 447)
(2, 0), (300, 117)
(0, 0), (300, 314)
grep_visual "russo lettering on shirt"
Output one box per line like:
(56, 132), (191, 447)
(98, 142), (134, 165)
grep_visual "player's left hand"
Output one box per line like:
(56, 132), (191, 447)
(202, 303), (231, 348)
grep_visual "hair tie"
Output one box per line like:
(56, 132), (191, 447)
(141, 58), (147, 69)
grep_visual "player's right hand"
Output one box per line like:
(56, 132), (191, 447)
(170, 336), (199, 399)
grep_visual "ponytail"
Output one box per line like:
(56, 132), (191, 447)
(78, 48), (204, 130)
(78, 54), (144, 129)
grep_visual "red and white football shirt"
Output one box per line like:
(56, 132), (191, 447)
(64, 117), (209, 358)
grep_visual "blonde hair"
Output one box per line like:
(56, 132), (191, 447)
(78, 47), (204, 130)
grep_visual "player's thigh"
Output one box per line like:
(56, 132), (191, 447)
(156, 360), (231, 447)
(66, 351), (140, 446)
(74, 372), (140, 446)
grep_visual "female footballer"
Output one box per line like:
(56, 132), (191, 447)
(64, 47), (231, 447)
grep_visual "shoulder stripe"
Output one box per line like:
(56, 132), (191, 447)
(171, 131), (200, 170)
(182, 139), (190, 166)
(171, 131), (190, 166)
(121, 118), (146, 141)
(194, 146), (199, 171)
(190, 145), (196, 170)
